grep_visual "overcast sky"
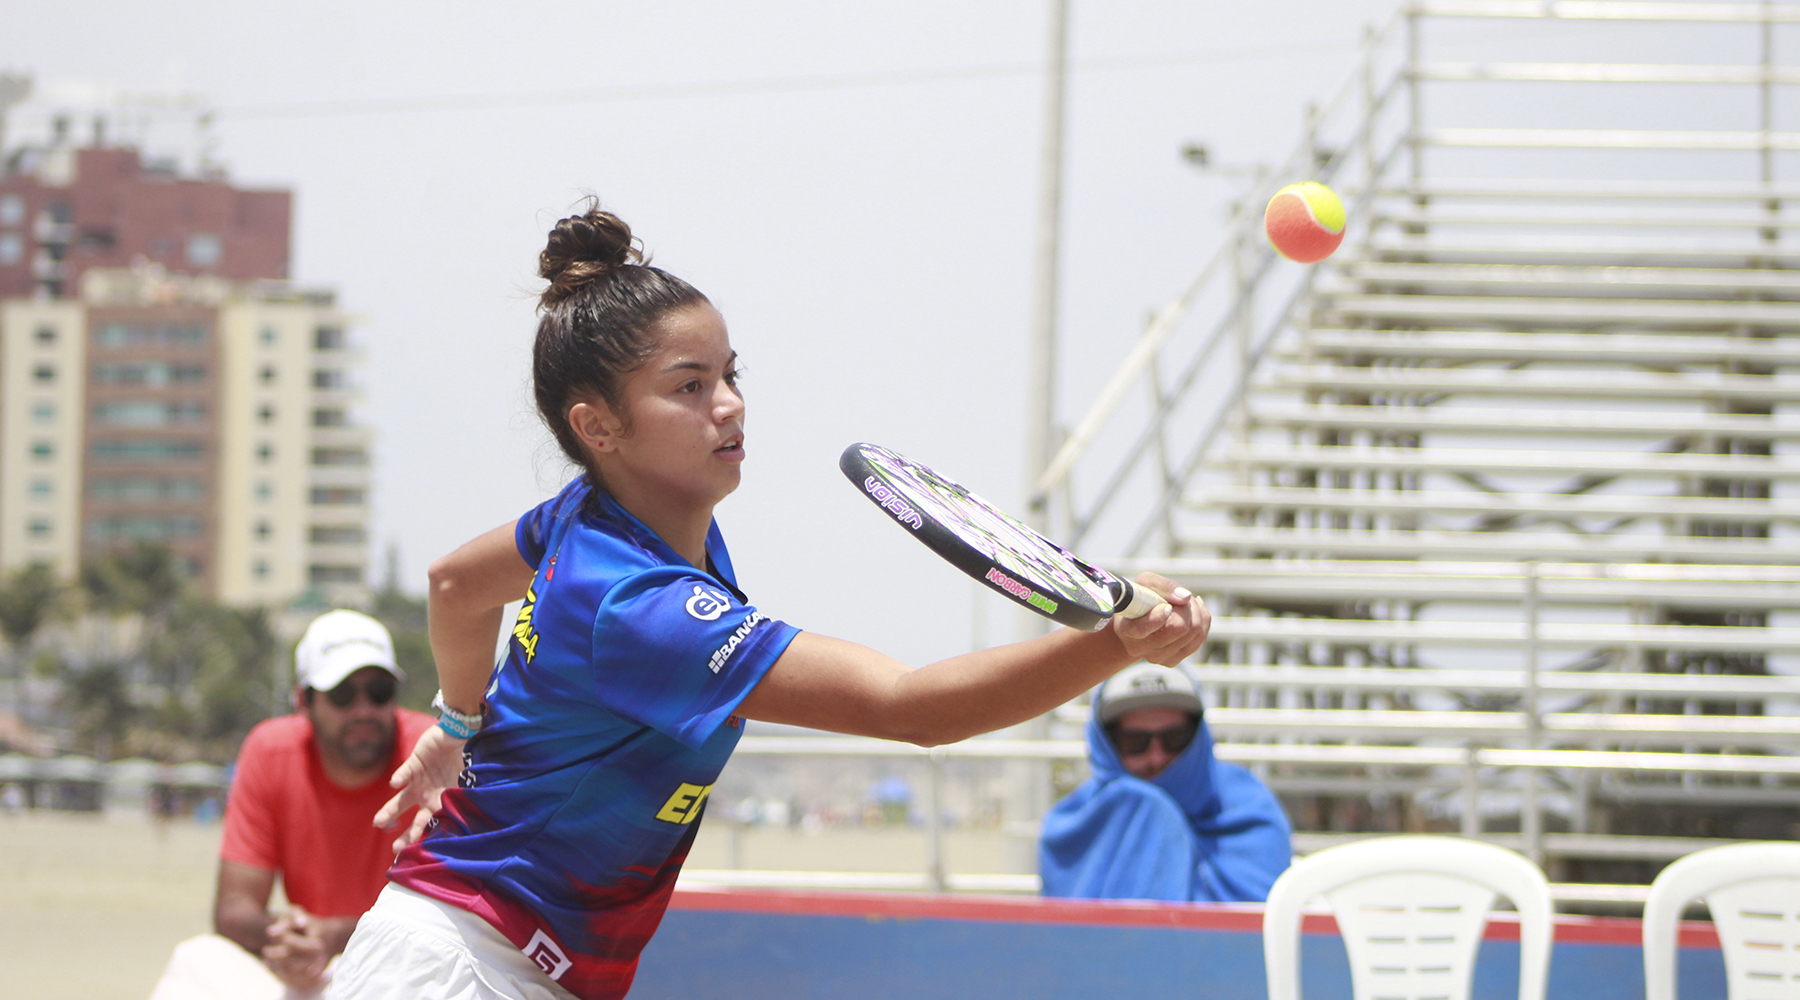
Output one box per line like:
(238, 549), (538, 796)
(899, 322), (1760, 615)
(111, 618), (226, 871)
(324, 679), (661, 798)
(9, 0), (1407, 666)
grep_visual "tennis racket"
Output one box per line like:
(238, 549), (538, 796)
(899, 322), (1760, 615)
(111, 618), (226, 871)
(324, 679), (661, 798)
(840, 442), (1165, 631)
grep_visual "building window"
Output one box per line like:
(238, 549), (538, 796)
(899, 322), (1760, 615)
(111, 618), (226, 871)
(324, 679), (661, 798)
(88, 477), (204, 503)
(27, 519), (51, 539)
(257, 442), (274, 462)
(28, 479), (52, 500)
(255, 480), (272, 501)
(253, 559), (269, 579)
(258, 404), (275, 423)
(0, 194), (23, 226)
(186, 233), (222, 267)
(94, 362), (206, 385)
(31, 402), (55, 423)
(93, 324), (206, 348)
(312, 408), (346, 427)
(0, 233), (22, 265)
(315, 327), (345, 350)
(92, 401), (207, 427)
(260, 326), (277, 346)
(310, 487), (365, 506)
(260, 366), (276, 384)
(255, 521), (271, 541)
(313, 369), (346, 389)
(310, 565), (363, 585)
(91, 439), (205, 463)
(86, 516), (204, 543)
(310, 526), (366, 545)
(30, 441), (52, 460)
(33, 364), (54, 383)
(34, 325), (55, 344)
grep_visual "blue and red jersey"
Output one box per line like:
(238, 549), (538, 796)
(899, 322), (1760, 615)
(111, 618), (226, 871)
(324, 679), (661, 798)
(387, 477), (800, 999)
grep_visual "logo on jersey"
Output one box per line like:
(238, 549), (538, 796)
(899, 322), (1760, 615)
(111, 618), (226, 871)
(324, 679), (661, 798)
(707, 612), (766, 673)
(512, 583), (541, 662)
(685, 585), (732, 621)
(864, 476), (925, 530)
(655, 781), (714, 824)
(523, 929), (572, 980)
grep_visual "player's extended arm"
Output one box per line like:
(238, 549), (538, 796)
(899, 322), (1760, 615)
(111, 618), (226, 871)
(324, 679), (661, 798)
(737, 572), (1209, 746)
(430, 519), (532, 712)
(375, 520), (535, 849)
(213, 858), (279, 954)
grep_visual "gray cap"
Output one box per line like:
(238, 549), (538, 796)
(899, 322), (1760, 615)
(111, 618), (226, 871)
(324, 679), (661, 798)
(1093, 663), (1204, 724)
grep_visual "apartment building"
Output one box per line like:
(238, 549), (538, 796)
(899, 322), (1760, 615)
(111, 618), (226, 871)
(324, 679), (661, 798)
(0, 140), (367, 606)
(0, 143), (288, 298)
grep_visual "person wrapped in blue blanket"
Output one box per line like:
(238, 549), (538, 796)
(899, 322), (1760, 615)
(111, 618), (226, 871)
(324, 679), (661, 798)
(1039, 663), (1292, 903)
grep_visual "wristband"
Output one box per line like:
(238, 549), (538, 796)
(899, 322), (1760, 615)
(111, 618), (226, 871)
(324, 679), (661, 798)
(432, 690), (483, 740)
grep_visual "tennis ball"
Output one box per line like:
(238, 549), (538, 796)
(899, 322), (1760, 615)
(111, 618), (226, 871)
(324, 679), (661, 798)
(1264, 181), (1345, 263)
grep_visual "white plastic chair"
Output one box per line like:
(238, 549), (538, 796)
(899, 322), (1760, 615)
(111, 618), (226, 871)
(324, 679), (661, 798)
(1643, 841), (1800, 1000)
(1262, 835), (1553, 1000)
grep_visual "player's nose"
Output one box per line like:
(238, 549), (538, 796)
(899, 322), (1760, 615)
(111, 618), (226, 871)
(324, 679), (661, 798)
(714, 380), (744, 419)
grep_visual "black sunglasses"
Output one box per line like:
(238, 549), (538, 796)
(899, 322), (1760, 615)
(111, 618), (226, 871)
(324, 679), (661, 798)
(321, 673), (397, 708)
(1110, 718), (1199, 757)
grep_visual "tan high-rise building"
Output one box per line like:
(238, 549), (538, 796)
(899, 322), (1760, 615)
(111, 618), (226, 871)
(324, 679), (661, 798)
(0, 267), (370, 605)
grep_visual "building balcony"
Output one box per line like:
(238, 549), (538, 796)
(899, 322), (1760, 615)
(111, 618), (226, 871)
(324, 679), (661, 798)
(305, 542), (367, 566)
(307, 466), (370, 490)
(31, 253), (66, 280)
(308, 385), (363, 406)
(306, 510), (366, 532)
(307, 486), (367, 510)
(308, 425), (370, 449)
(33, 218), (72, 244)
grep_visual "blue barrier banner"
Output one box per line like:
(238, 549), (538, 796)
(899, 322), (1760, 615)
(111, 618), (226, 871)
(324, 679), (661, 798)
(628, 888), (1726, 1000)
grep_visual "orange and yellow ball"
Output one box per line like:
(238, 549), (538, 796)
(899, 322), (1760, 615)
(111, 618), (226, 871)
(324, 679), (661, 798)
(1264, 182), (1345, 263)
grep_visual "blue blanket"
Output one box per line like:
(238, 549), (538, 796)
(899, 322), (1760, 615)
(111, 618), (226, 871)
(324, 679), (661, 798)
(1038, 711), (1292, 903)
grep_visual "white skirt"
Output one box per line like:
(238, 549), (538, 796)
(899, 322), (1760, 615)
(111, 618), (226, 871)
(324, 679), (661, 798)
(323, 885), (579, 1000)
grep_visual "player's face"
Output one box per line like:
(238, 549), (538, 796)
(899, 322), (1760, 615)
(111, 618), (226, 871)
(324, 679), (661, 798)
(1112, 707), (1198, 780)
(304, 666), (398, 775)
(606, 303), (746, 509)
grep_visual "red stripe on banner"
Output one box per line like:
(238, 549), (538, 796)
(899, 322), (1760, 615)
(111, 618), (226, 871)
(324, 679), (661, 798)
(671, 887), (1267, 931)
(668, 887), (1722, 949)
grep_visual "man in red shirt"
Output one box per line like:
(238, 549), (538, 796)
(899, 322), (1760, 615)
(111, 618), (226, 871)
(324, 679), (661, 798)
(149, 610), (433, 999)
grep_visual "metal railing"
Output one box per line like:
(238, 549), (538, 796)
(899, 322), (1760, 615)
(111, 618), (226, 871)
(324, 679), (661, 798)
(702, 734), (1799, 899)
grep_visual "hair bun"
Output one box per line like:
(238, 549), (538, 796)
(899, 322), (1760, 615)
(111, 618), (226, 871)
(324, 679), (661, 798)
(538, 201), (644, 308)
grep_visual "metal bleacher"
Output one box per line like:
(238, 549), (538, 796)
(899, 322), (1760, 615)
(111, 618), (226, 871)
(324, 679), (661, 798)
(684, 2), (1800, 902)
(1033, 0), (1800, 884)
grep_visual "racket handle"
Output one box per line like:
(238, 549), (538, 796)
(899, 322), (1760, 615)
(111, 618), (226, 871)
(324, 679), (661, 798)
(1114, 580), (1169, 621)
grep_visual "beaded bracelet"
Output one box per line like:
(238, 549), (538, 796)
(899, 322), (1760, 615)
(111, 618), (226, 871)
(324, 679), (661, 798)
(432, 690), (483, 740)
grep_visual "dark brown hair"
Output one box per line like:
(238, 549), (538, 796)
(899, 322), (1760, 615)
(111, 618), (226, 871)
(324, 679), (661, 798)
(534, 200), (709, 480)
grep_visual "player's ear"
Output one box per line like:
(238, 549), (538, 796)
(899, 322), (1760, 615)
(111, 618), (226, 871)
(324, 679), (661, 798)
(569, 400), (625, 454)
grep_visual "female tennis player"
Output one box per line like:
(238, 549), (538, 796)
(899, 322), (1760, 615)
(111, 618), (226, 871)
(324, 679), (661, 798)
(325, 202), (1209, 1000)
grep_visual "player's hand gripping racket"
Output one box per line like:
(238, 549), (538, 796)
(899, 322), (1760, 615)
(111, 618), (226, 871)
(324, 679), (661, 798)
(840, 442), (1166, 631)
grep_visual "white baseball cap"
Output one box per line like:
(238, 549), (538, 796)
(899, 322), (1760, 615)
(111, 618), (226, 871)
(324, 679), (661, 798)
(1093, 662), (1204, 724)
(294, 609), (402, 691)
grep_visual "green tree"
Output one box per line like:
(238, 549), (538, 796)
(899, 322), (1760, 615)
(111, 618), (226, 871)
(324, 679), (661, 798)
(147, 598), (279, 750)
(371, 587), (437, 712)
(81, 542), (184, 618)
(0, 562), (65, 744)
(59, 660), (133, 760)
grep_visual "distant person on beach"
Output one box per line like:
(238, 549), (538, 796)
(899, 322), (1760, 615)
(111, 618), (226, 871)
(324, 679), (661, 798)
(147, 610), (432, 1000)
(1039, 663), (1292, 903)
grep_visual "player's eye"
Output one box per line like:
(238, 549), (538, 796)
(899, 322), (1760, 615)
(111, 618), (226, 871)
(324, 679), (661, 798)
(678, 379), (701, 394)
(724, 366), (744, 387)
